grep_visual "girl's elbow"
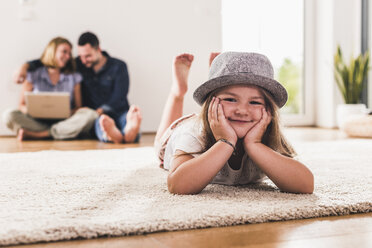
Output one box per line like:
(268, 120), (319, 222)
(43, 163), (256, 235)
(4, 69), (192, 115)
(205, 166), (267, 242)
(301, 183), (314, 194)
(167, 178), (182, 194)
(167, 174), (201, 195)
(300, 173), (314, 194)
(306, 179), (314, 194)
(284, 174), (314, 194)
(167, 174), (186, 195)
(167, 183), (194, 195)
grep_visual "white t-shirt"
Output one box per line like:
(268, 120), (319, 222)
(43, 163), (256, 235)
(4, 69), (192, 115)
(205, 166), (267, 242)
(163, 115), (266, 186)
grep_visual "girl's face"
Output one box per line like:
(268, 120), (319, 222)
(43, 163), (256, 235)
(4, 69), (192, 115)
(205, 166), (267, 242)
(55, 43), (71, 68)
(215, 85), (266, 138)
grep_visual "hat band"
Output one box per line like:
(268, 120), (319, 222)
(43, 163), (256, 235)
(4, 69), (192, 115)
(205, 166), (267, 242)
(211, 71), (272, 80)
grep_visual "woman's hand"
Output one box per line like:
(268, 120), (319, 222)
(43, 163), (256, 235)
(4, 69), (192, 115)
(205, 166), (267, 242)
(19, 81), (33, 114)
(13, 63), (29, 84)
(208, 97), (237, 144)
(243, 107), (271, 147)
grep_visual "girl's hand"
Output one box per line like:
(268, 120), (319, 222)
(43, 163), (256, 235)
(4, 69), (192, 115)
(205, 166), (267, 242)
(208, 97), (237, 144)
(243, 107), (271, 147)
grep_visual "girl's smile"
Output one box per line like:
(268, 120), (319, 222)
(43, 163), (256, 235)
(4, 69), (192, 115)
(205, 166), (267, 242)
(227, 117), (253, 123)
(215, 85), (266, 138)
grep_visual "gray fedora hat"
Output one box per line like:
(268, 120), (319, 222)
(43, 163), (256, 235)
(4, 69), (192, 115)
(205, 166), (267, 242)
(193, 52), (288, 108)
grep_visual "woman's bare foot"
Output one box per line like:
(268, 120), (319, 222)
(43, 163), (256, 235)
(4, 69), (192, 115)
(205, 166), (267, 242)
(171, 53), (194, 98)
(17, 128), (50, 141)
(209, 52), (220, 67)
(123, 105), (142, 143)
(99, 114), (124, 144)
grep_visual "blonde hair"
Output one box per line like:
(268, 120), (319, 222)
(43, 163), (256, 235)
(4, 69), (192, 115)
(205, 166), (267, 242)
(40, 37), (75, 73)
(198, 85), (296, 157)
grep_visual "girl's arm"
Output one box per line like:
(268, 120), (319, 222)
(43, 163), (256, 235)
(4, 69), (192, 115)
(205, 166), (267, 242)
(244, 108), (314, 194)
(72, 83), (82, 114)
(245, 143), (314, 194)
(168, 97), (238, 194)
(19, 81), (33, 114)
(168, 141), (234, 194)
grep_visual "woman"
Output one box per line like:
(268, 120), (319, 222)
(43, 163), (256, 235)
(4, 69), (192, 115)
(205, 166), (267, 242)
(3, 37), (97, 141)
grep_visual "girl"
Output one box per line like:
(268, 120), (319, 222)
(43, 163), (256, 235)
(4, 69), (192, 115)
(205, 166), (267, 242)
(3, 37), (97, 141)
(155, 52), (314, 195)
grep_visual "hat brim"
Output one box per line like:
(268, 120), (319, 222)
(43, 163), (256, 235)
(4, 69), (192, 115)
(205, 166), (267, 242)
(193, 73), (288, 108)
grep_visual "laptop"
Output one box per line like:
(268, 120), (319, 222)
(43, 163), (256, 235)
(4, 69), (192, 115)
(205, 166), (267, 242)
(25, 92), (71, 119)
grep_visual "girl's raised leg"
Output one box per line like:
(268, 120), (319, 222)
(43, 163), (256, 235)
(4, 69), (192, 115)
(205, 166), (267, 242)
(154, 53), (194, 144)
(209, 52), (220, 67)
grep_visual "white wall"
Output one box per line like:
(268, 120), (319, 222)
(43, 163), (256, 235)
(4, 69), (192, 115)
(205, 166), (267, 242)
(0, 0), (222, 135)
(0, 0), (364, 133)
(314, 0), (361, 128)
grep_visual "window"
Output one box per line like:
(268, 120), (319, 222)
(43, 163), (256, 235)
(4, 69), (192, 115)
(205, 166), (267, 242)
(365, 0), (371, 107)
(222, 0), (314, 125)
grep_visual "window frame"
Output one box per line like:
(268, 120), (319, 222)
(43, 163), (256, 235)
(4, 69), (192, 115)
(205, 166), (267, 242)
(364, 0), (371, 108)
(281, 0), (315, 126)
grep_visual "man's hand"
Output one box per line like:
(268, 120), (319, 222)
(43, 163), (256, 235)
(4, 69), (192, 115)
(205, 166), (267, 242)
(208, 97), (237, 145)
(13, 64), (29, 84)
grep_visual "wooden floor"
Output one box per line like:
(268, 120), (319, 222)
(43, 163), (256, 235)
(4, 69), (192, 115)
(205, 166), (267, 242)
(1, 128), (371, 248)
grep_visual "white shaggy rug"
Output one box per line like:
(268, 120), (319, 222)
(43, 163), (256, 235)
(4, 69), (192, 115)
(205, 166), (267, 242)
(0, 140), (371, 246)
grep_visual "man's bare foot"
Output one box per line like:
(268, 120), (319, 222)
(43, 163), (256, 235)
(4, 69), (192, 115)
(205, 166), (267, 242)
(99, 114), (124, 143)
(17, 128), (50, 141)
(17, 128), (25, 141)
(209, 52), (220, 67)
(123, 105), (142, 143)
(171, 53), (194, 98)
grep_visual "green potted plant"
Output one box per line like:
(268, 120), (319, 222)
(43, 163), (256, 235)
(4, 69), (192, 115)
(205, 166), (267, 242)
(334, 45), (369, 127)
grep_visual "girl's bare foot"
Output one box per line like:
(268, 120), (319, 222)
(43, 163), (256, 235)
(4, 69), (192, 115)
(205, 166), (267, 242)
(209, 52), (220, 67)
(123, 105), (142, 143)
(99, 114), (124, 143)
(17, 128), (50, 141)
(171, 53), (194, 98)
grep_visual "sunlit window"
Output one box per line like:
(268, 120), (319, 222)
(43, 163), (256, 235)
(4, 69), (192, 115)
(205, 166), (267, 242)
(222, 0), (304, 114)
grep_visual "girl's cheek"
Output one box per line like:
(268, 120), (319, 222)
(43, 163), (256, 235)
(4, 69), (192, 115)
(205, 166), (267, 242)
(252, 107), (263, 119)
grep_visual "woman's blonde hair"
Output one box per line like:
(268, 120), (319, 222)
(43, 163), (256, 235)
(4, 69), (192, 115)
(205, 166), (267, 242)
(40, 37), (75, 73)
(198, 85), (296, 157)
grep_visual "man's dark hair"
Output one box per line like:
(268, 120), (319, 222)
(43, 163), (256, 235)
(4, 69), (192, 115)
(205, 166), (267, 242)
(78, 32), (99, 48)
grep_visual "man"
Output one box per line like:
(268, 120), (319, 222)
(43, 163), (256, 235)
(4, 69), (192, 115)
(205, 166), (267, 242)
(14, 32), (142, 143)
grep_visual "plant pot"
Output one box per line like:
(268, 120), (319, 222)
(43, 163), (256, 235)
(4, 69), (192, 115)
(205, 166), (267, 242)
(336, 104), (367, 128)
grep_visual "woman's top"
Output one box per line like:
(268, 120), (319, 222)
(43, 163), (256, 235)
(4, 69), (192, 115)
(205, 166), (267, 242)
(159, 114), (266, 186)
(26, 67), (82, 108)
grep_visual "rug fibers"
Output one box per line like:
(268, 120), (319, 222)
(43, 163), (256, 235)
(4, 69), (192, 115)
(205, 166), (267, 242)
(0, 139), (371, 246)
